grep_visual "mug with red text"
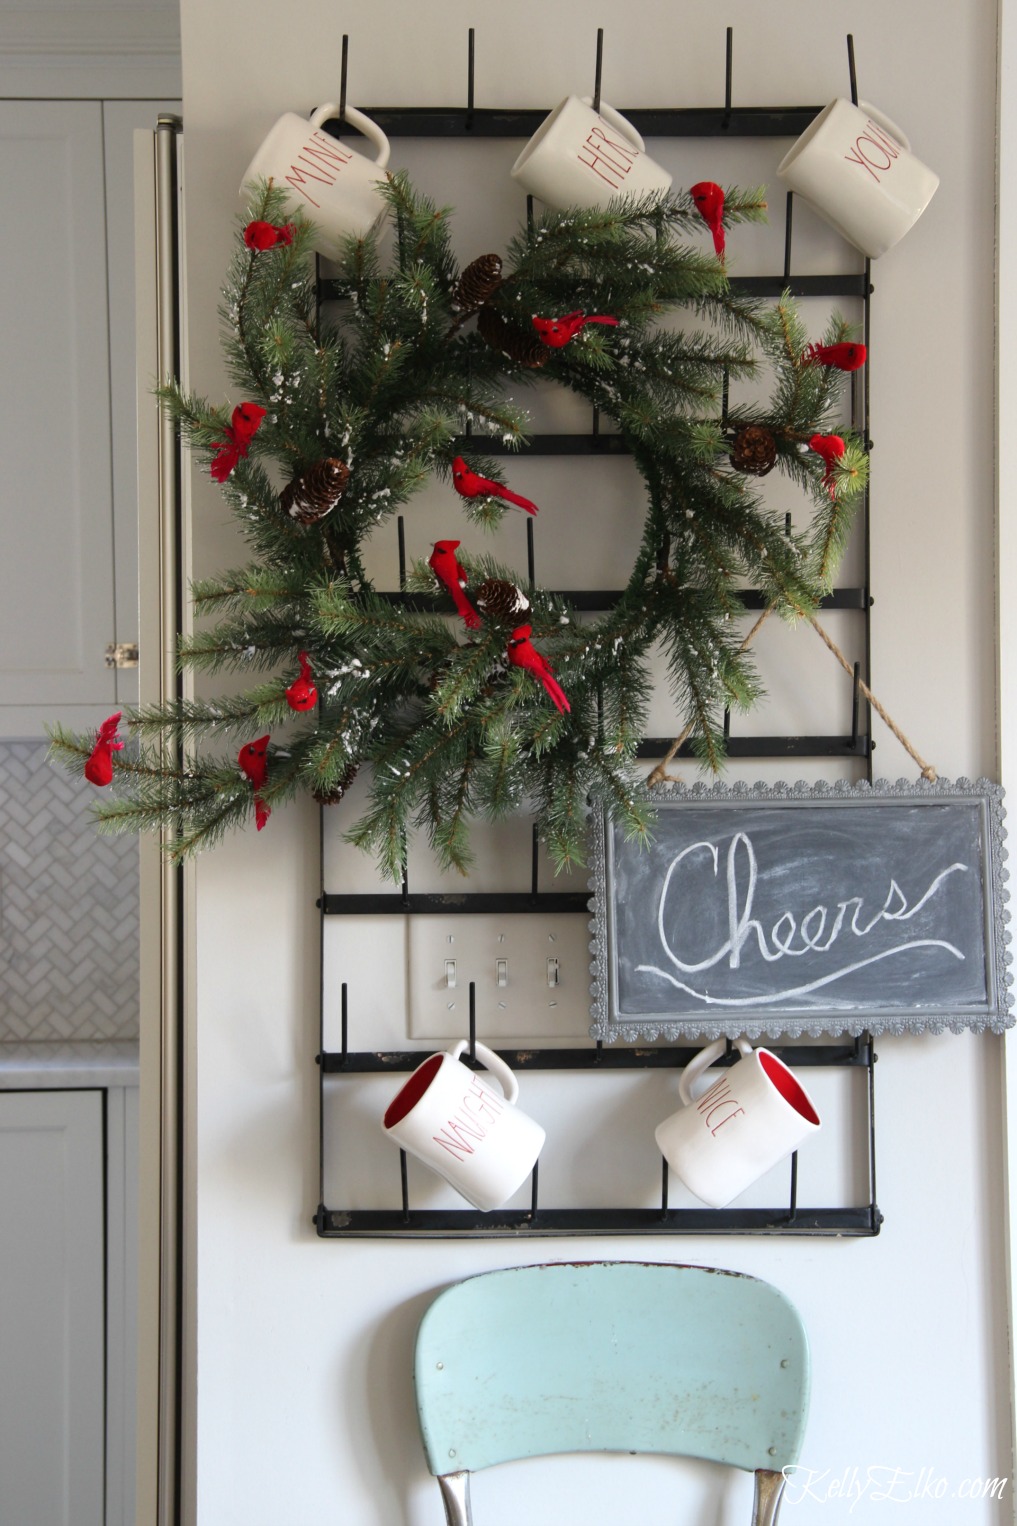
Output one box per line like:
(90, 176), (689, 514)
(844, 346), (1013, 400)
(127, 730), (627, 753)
(241, 103), (391, 260)
(382, 1040), (545, 1212)
(511, 95), (672, 210)
(777, 98), (938, 258)
(655, 1037), (821, 1209)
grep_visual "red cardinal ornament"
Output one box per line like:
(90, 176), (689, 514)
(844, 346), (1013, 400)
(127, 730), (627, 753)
(804, 341), (867, 372)
(808, 434), (846, 498)
(285, 651), (318, 712)
(243, 220), (295, 251)
(239, 734), (270, 831)
(452, 456), (538, 516)
(429, 540), (481, 630)
(238, 734), (269, 792)
(507, 624), (571, 714)
(531, 311), (619, 349)
(210, 402), (267, 483)
(690, 181), (726, 259)
(84, 711), (123, 787)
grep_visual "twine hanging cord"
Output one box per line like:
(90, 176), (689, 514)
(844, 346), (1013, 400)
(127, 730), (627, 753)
(646, 606), (938, 786)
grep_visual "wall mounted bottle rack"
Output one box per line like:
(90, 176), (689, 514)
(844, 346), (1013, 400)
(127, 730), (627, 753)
(314, 28), (880, 1239)
(316, 977), (881, 1238)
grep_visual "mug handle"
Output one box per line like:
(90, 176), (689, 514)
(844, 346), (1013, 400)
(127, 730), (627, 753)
(451, 1039), (520, 1105)
(858, 100), (911, 154)
(310, 102), (392, 168)
(678, 1036), (752, 1106)
(580, 96), (645, 154)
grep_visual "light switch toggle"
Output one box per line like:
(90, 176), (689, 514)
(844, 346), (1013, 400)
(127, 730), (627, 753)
(495, 958), (508, 988)
(547, 957), (560, 988)
(444, 959), (457, 989)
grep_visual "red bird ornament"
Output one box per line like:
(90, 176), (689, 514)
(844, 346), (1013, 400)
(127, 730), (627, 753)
(243, 220), (295, 251)
(804, 341), (867, 372)
(690, 181), (726, 259)
(531, 311), (619, 349)
(429, 540), (481, 630)
(285, 651), (318, 712)
(210, 402), (267, 483)
(239, 734), (271, 831)
(84, 711), (124, 787)
(238, 734), (270, 792)
(808, 434), (846, 498)
(507, 624), (571, 714)
(452, 456), (538, 516)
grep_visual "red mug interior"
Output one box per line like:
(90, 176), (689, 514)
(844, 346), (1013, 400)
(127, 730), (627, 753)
(383, 1053), (443, 1129)
(758, 1050), (821, 1126)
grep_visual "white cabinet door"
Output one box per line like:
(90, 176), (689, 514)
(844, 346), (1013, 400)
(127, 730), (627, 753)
(0, 1089), (105, 1526)
(0, 102), (116, 734)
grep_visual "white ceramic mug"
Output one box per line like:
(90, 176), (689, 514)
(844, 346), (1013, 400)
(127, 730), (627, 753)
(511, 95), (672, 210)
(655, 1037), (821, 1209)
(777, 98), (938, 259)
(241, 103), (391, 260)
(382, 1040), (545, 1211)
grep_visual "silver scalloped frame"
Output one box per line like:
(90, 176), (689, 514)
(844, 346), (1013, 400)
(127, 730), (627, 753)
(588, 776), (1013, 1041)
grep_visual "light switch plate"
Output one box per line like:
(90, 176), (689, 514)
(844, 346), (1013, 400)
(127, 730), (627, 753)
(407, 913), (591, 1042)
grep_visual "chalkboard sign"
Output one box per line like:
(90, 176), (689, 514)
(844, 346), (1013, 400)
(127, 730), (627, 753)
(589, 778), (1013, 1040)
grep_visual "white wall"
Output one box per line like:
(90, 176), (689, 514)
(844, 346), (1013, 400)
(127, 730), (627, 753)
(178, 2), (1010, 1522)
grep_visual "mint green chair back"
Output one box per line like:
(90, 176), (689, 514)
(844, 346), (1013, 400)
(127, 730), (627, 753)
(414, 1261), (809, 1526)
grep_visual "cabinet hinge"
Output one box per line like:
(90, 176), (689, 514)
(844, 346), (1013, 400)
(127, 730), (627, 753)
(105, 642), (139, 669)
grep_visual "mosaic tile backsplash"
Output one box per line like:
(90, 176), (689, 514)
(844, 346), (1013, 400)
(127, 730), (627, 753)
(0, 742), (139, 1042)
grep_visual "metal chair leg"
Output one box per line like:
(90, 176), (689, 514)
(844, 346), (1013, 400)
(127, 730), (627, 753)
(752, 1468), (787, 1526)
(437, 1470), (473, 1526)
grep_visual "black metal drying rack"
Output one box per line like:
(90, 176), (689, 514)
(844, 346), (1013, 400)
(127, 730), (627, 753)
(314, 28), (881, 1239)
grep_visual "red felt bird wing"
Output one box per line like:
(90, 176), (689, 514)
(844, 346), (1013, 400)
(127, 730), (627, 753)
(532, 312), (619, 349)
(244, 221), (294, 251)
(808, 434), (846, 498)
(804, 341), (867, 372)
(286, 651), (318, 712)
(231, 402), (267, 441)
(210, 403), (267, 482)
(429, 540), (482, 629)
(451, 457), (538, 516)
(690, 181), (726, 259)
(83, 712), (123, 787)
(238, 734), (270, 791)
(507, 625), (571, 713)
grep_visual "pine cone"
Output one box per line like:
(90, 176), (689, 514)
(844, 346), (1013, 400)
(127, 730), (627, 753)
(477, 306), (548, 369)
(311, 763), (358, 806)
(729, 425), (778, 476)
(279, 458), (350, 524)
(474, 577), (531, 621)
(453, 253), (503, 314)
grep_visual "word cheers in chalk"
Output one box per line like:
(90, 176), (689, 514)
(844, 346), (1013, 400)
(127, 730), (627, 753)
(637, 828), (969, 1009)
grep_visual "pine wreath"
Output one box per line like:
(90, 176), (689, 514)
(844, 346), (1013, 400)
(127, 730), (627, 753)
(50, 174), (867, 877)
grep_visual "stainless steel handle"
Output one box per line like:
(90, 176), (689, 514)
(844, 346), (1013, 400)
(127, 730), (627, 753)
(153, 111), (184, 1526)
